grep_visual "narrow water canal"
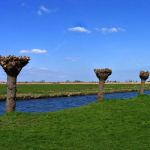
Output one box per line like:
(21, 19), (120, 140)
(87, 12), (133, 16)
(0, 91), (150, 114)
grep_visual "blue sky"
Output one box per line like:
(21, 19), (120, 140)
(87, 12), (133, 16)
(0, 0), (150, 82)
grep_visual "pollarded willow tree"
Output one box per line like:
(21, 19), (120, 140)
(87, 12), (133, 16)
(0, 56), (30, 112)
(139, 71), (149, 95)
(94, 68), (112, 101)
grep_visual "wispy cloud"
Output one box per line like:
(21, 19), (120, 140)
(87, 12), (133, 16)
(37, 5), (49, 15)
(21, 2), (26, 7)
(20, 49), (48, 54)
(40, 5), (49, 13)
(68, 26), (124, 34)
(96, 27), (125, 34)
(18, 67), (67, 82)
(68, 26), (91, 33)
(65, 57), (80, 62)
(37, 5), (58, 16)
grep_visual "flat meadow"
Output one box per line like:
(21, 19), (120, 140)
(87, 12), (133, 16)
(0, 82), (150, 100)
(1, 83), (150, 149)
(0, 95), (150, 149)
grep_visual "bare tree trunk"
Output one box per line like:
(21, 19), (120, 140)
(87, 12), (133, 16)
(97, 81), (104, 101)
(6, 75), (17, 112)
(139, 80), (145, 95)
(0, 56), (30, 113)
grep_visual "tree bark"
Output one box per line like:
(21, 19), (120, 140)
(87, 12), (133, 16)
(139, 80), (145, 95)
(97, 81), (105, 101)
(6, 75), (17, 112)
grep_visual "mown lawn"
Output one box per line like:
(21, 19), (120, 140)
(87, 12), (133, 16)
(0, 95), (150, 149)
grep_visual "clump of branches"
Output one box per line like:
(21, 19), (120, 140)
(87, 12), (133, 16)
(0, 55), (30, 77)
(94, 68), (112, 81)
(139, 71), (149, 81)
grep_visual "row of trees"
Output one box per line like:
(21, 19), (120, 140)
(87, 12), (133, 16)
(94, 69), (149, 101)
(0, 55), (149, 112)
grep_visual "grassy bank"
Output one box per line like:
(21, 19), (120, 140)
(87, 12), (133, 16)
(0, 95), (150, 149)
(0, 83), (150, 100)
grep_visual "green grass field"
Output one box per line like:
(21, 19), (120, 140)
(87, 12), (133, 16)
(0, 95), (150, 149)
(0, 83), (150, 100)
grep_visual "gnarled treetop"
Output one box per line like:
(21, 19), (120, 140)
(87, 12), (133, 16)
(0, 55), (30, 77)
(94, 68), (112, 81)
(139, 71), (149, 81)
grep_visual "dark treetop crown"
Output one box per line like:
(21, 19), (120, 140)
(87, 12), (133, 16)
(0, 55), (30, 77)
(139, 71), (149, 81)
(94, 68), (112, 81)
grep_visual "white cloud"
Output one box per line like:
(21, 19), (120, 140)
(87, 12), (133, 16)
(37, 5), (50, 15)
(40, 5), (49, 13)
(37, 5), (58, 16)
(96, 27), (125, 34)
(20, 49), (48, 54)
(68, 26), (91, 33)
